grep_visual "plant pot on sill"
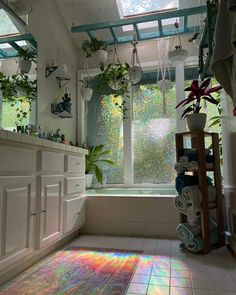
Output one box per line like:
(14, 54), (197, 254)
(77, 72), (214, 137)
(94, 50), (108, 65)
(85, 174), (94, 189)
(19, 59), (32, 74)
(186, 113), (207, 132)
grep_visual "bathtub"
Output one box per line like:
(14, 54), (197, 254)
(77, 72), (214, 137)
(85, 187), (176, 197)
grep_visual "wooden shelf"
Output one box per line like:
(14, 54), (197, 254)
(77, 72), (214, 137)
(176, 131), (225, 254)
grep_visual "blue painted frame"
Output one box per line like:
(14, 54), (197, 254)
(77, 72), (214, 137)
(71, 5), (207, 44)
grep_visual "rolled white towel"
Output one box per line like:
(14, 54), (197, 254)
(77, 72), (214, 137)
(187, 161), (199, 172)
(179, 156), (189, 167)
(174, 163), (186, 174)
(181, 186), (217, 212)
(174, 196), (197, 217)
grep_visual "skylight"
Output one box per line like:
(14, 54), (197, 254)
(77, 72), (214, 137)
(0, 9), (19, 37)
(119, 0), (179, 17)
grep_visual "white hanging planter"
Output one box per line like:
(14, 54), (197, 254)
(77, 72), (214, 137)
(19, 59), (32, 74)
(168, 48), (188, 64)
(94, 50), (108, 65)
(186, 113), (207, 132)
(108, 76), (128, 91)
(81, 85), (93, 101)
(128, 66), (142, 84)
(157, 79), (173, 92)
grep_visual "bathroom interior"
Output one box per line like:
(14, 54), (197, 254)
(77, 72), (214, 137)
(0, 0), (236, 294)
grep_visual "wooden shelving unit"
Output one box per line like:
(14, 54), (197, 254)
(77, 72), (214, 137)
(175, 131), (225, 254)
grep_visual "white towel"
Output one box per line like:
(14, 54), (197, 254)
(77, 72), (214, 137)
(211, 0), (236, 109)
(179, 156), (189, 167)
(174, 196), (197, 217)
(174, 163), (186, 174)
(187, 161), (199, 172)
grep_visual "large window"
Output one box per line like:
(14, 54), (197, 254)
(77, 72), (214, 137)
(133, 84), (176, 184)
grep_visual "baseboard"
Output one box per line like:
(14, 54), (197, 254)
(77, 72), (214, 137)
(0, 231), (79, 286)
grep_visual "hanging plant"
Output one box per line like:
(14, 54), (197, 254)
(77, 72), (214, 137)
(0, 72), (37, 124)
(95, 62), (130, 119)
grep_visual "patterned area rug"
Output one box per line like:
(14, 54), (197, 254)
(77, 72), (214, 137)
(1, 247), (140, 295)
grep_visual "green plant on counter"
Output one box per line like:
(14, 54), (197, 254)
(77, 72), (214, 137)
(0, 72), (37, 124)
(82, 37), (108, 58)
(85, 144), (115, 184)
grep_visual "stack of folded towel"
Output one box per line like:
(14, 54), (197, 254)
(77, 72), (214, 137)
(174, 155), (214, 175)
(174, 185), (216, 216)
(176, 218), (218, 253)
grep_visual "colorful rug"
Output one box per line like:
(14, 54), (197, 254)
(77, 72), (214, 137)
(1, 247), (140, 295)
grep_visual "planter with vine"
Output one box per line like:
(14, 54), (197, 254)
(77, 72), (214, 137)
(82, 38), (108, 64)
(17, 49), (36, 74)
(0, 72), (37, 124)
(95, 62), (130, 119)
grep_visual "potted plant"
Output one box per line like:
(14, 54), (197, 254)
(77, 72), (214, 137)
(82, 38), (108, 64)
(95, 62), (130, 118)
(176, 78), (222, 131)
(17, 49), (36, 74)
(61, 92), (72, 113)
(0, 72), (37, 124)
(85, 144), (115, 188)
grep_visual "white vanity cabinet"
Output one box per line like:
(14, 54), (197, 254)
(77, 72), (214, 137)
(0, 133), (87, 284)
(0, 176), (36, 269)
(38, 175), (64, 248)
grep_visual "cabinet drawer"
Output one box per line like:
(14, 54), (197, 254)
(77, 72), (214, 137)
(0, 145), (36, 173)
(40, 151), (64, 172)
(65, 155), (85, 173)
(64, 197), (86, 233)
(65, 177), (85, 195)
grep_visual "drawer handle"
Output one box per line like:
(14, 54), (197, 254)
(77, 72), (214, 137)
(30, 213), (37, 216)
(76, 162), (80, 165)
(77, 212), (80, 215)
(76, 184), (80, 187)
(41, 210), (46, 213)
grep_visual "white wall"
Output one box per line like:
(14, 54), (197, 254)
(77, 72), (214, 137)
(28, 0), (79, 144)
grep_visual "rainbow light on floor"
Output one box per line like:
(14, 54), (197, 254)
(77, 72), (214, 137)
(2, 248), (140, 295)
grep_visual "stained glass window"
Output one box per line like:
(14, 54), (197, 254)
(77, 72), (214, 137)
(132, 84), (177, 184)
(87, 95), (124, 184)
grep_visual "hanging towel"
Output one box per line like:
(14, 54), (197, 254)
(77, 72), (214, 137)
(211, 0), (236, 110)
(228, 0), (236, 12)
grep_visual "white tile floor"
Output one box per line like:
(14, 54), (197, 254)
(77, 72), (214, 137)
(1, 235), (236, 295)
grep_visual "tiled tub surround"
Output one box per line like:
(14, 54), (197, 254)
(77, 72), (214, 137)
(81, 196), (179, 238)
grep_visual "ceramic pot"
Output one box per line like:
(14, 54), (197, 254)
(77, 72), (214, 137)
(85, 174), (94, 188)
(19, 59), (32, 73)
(128, 66), (142, 84)
(94, 50), (108, 65)
(186, 113), (207, 131)
(81, 86), (93, 101)
(62, 102), (72, 113)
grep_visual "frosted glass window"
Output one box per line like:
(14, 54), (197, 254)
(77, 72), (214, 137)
(133, 84), (177, 184)
(87, 95), (124, 184)
(0, 9), (19, 36)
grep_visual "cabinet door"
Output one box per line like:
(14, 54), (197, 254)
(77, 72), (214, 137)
(0, 176), (36, 269)
(39, 175), (63, 248)
(63, 197), (86, 234)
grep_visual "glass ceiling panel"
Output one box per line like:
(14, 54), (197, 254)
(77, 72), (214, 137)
(0, 8), (19, 36)
(119, 0), (179, 17)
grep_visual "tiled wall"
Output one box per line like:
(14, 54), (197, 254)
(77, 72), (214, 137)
(81, 196), (179, 238)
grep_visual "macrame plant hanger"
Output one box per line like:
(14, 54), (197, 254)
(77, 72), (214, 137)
(157, 38), (172, 115)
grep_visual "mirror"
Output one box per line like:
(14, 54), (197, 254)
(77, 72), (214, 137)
(0, 0), (37, 131)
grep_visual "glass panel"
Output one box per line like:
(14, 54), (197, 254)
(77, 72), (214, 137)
(0, 9), (19, 36)
(133, 84), (177, 184)
(87, 94), (124, 184)
(119, 0), (179, 17)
